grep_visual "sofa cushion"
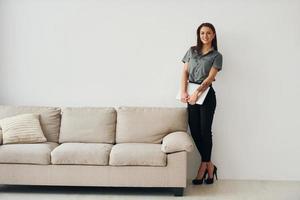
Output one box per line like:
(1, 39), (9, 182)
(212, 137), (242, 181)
(0, 142), (58, 165)
(0, 114), (47, 144)
(116, 107), (188, 143)
(51, 143), (113, 165)
(0, 105), (61, 142)
(109, 143), (166, 166)
(59, 107), (116, 143)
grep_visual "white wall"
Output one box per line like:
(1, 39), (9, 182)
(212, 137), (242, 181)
(1, 0), (300, 181)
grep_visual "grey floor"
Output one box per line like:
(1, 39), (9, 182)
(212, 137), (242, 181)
(0, 180), (300, 200)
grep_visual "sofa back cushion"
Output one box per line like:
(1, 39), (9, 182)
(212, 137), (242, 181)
(0, 105), (61, 142)
(116, 107), (188, 143)
(59, 107), (116, 143)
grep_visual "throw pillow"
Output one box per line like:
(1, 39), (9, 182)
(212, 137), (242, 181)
(0, 113), (47, 144)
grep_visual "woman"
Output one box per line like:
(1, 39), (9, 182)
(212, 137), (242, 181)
(180, 23), (222, 185)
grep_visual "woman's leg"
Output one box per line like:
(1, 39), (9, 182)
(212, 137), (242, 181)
(199, 88), (216, 163)
(188, 103), (204, 156)
(187, 103), (207, 179)
(196, 162), (208, 179)
(199, 87), (217, 179)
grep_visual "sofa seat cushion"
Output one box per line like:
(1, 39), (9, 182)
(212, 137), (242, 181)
(109, 143), (167, 166)
(51, 143), (113, 165)
(0, 142), (58, 165)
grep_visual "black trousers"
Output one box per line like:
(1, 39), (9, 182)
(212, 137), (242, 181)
(187, 85), (216, 162)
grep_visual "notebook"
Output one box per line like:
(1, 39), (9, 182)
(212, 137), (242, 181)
(176, 82), (210, 105)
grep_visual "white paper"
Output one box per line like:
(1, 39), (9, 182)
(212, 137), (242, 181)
(176, 82), (210, 105)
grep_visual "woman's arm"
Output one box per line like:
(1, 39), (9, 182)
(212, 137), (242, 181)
(180, 63), (189, 103)
(187, 67), (219, 105)
(196, 67), (219, 94)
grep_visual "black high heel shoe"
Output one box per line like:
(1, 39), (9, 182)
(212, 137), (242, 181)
(205, 165), (218, 184)
(192, 169), (208, 185)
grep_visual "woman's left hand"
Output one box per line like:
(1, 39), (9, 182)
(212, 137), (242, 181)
(188, 91), (199, 105)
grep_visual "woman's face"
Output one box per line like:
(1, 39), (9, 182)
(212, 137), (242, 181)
(199, 26), (215, 45)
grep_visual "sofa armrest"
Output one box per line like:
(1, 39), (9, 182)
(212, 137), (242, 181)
(161, 131), (194, 153)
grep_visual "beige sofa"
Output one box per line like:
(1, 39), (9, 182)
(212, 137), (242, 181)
(0, 105), (194, 196)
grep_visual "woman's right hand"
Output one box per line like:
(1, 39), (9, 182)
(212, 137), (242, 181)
(180, 92), (189, 103)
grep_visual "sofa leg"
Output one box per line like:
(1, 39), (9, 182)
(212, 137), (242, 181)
(173, 187), (184, 196)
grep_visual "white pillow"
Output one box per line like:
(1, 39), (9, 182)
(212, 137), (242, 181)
(0, 113), (47, 144)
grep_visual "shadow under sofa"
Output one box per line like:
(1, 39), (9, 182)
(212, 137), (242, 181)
(0, 105), (194, 196)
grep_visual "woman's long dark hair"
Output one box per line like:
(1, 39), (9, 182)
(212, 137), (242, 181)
(192, 23), (218, 54)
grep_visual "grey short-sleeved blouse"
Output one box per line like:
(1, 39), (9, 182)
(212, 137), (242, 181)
(182, 47), (223, 83)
